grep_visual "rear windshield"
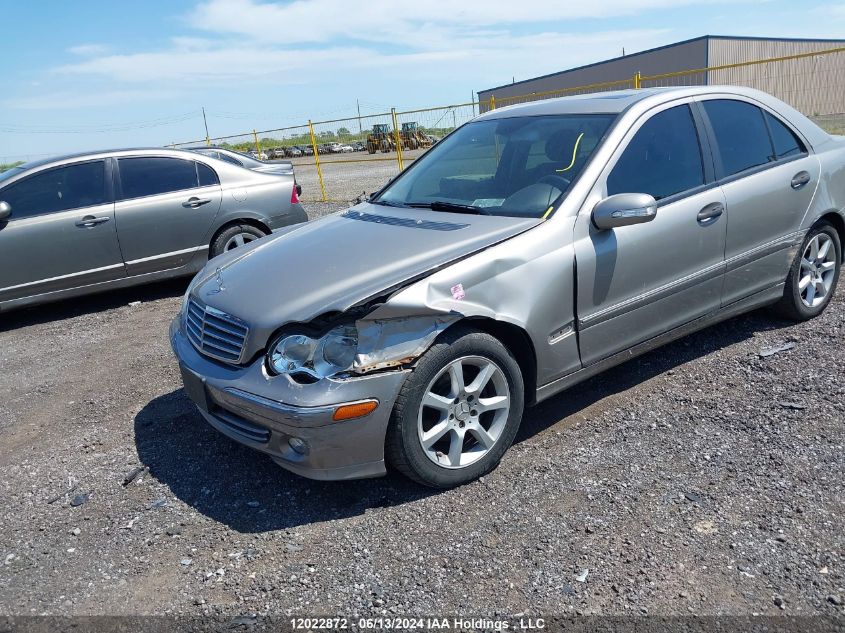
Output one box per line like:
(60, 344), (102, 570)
(0, 166), (25, 185)
(375, 114), (616, 218)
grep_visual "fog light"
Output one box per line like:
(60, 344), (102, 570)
(288, 437), (309, 455)
(333, 399), (379, 421)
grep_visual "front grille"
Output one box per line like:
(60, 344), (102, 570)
(185, 298), (249, 364)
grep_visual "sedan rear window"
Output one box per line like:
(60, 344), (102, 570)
(375, 114), (616, 218)
(119, 157), (201, 200)
(702, 99), (774, 177)
(765, 112), (806, 159)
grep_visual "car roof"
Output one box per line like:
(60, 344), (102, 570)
(478, 85), (789, 117)
(476, 85), (830, 148)
(13, 147), (213, 173)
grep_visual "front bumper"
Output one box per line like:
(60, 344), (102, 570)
(170, 317), (409, 480)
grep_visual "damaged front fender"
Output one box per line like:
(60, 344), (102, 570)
(353, 314), (460, 374)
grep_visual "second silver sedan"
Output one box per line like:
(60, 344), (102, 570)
(0, 148), (307, 312)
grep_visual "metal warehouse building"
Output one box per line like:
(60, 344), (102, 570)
(478, 35), (845, 117)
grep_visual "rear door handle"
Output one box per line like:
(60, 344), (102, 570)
(791, 171), (811, 190)
(75, 215), (111, 228)
(183, 197), (211, 208)
(697, 202), (724, 225)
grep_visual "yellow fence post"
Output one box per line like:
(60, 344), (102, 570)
(308, 120), (328, 202)
(253, 129), (263, 157)
(391, 108), (404, 172)
(633, 71), (641, 89)
(490, 95), (496, 110)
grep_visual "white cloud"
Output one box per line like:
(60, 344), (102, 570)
(53, 29), (670, 87)
(49, 0), (769, 89)
(187, 0), (752, 46)
(68, 43), (108, 56)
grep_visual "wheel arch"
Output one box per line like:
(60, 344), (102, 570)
(453, 316), (538, 406)
(209, 217), (271, 247)
(817, 210), (845, 244)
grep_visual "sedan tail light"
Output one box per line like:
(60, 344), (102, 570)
(291, 182), (301, 204)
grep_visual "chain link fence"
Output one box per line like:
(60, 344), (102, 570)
(161, 46), (845, 205)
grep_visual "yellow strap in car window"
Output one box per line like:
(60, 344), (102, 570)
(542, 205), (554, 219)
(556, 132), (585, 173)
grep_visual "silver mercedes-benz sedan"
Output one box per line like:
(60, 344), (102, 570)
(172, 86), (844, 487)
(0, 148), (307, 312)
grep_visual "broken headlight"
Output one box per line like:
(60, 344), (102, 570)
(267, 325), (358, 379)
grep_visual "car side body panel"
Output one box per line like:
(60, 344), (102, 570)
(802, 135), (845, 233)
(0, 200), (125, 303)
(364, 216), (581, 387)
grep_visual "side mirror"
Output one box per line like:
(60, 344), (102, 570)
(0, 201), (11, 221)
(592, 193), (657, 230)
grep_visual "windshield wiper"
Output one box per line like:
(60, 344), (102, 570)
(406, 201), (490, 215)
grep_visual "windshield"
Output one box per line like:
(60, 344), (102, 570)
(375, 114), (616, 218)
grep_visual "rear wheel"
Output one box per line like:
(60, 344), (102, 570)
(210, 224), (267, 258)
(385, 327), (524, 488)
(775, 220), (840, 321)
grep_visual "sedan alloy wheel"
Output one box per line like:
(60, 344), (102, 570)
(417, 355), (511, 469)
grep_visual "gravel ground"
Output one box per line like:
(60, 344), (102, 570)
(0, 206), (843, 621)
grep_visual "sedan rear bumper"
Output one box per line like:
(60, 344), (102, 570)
(170, 317), (409, 480)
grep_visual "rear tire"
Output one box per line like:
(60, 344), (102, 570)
(385, 326), (524, 488)
(774, 220), (840, 321)
(210, 224), (267, 258)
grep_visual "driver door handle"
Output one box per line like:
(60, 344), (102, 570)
(791, 171), (811, 190)
(75, 215), (111, 228)
(182, 197), (211, 208)
(697, 202), (724, 225)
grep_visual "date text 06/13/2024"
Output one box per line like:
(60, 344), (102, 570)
(289, 617), (546, 630)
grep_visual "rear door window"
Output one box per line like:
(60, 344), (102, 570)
(118, 157), (199, 200)
(701, 99), (775, 177)
(607, 105), (704, 200)
(765, 112), (806, 159)
(197, 162), (220, 187)
(0, 160), (107, 219)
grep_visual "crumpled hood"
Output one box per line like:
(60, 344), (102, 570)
(194, 202), (540, 355)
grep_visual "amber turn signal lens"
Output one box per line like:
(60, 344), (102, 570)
(332, 399), (378, 421)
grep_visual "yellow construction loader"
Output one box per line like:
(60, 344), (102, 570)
(366, 124), (396, 154)
(400, 122), (433, 150)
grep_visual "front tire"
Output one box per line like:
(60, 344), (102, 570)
(775, 221), (841, 321)
(385, 327), (524, 488)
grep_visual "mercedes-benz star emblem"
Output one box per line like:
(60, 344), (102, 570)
(209, 267), (225, 294)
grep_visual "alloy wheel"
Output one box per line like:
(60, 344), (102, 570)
(223, 232), (258, 252)
(799, 233), (837, 308)
(417, 355), (511, 469)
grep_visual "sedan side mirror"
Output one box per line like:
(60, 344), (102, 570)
(0, 201), (11, 221)
(592, 193), (657, 230)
